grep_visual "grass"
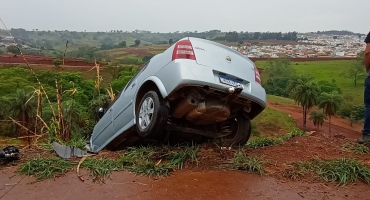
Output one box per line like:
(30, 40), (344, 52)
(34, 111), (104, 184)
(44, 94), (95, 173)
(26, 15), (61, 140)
(166, 145), (199, 169)
(18, 156), (72, 180)
(256, 60), (363, 104)
(252, 107), (297, 135)
(230, 150), (265, 175)
(0, 135), (22, 146)
(126, 161), (173, 177)
(81, 158), (124, 182)
(267, 94), (296, 105)
(287, 158), (370, 185)
(245, 137), (283, 149)
(342, 143), (370, 155)
(123, 146), (159, 160)
(17, 145), (199, 181)
(246, 129), (307, 149)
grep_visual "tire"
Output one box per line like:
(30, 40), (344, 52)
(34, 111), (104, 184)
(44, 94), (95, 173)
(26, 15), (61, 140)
(136, 90), (169, 139)
(218, 113), (252, 147)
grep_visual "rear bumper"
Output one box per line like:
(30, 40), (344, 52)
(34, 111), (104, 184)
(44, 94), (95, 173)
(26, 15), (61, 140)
(156, 60), (267, 108)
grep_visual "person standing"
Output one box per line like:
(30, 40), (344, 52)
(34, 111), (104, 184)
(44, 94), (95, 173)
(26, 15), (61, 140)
(358, 31), (370, 144)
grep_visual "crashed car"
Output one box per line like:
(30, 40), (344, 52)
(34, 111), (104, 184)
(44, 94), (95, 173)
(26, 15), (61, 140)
(88, 37), (266, 152)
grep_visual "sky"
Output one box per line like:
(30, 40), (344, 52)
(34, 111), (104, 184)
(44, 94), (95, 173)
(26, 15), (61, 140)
(0, 0), (369, 34)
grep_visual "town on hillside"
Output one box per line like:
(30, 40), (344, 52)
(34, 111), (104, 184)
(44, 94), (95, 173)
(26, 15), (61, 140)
(231, 34), (365, 58)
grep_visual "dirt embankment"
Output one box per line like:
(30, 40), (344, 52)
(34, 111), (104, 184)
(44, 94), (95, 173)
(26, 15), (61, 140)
(1, 133), (370, 200)
(0, 89), (368, 200)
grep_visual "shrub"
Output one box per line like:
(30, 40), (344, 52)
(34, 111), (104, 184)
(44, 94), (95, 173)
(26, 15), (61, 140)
(53, 59), (62, 67)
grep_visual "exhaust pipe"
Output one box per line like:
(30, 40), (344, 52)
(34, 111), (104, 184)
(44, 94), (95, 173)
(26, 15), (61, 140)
(172, 92), (199, 118)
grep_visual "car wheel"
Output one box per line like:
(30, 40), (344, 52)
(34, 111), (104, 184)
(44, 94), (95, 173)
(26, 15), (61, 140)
(217, 113), (252, 147)
(136, 90), (169, 139)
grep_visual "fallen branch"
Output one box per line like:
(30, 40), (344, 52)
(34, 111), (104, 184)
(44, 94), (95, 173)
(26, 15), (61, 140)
(77, 156), (88, 182)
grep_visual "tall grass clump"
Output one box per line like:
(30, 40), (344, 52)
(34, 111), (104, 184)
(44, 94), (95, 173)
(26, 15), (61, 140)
(81, 158), (124, 182)
(288, 158), (370, 185)
(18, 156), (72, 180)
(167, 145), (199, 169)
(342, 143), (370, 155)
(230, 150), (264, 175)
(245, 137), (283, 149)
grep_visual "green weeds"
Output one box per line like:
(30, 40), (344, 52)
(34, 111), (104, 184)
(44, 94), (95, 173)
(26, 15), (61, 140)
(167, 146), (199, 169)
(245, 137), (283, 149)
(18, 144), (200, 181)
(127, 161), (173, 177)
(18, 156), (72, 180)
(342, 143), (370, 155)
(246, 129), (307, 149)
(230, 150), (265, 175)
(81, 158), (124, 182)
(287, 158), (370, 185)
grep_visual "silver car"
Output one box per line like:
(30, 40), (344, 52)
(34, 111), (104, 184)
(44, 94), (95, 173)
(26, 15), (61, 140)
(89, 37), (266, 152)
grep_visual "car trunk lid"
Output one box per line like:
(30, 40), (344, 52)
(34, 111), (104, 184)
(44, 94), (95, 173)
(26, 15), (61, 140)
(189, 37), (259, 84)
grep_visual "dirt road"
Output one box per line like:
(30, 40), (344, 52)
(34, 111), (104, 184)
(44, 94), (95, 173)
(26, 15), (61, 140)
(1, 166), (369, 200)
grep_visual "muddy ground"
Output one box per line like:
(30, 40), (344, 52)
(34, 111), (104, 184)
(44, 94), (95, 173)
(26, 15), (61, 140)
(1, 167), (369, 200)
(0, 101), (369, 200)
(0, 54), (98, 66)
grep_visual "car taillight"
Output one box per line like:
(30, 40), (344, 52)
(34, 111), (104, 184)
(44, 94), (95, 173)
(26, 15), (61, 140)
(254, 65), (261, 84)
(172, 40), (196, 60)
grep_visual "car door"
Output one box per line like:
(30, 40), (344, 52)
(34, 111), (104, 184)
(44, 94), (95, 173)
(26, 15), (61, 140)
(90, 106), (114, 151)
(112, 62), (149, 133)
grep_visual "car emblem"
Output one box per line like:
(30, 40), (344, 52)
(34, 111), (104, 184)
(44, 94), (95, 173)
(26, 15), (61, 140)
(226, 56), (231, 62)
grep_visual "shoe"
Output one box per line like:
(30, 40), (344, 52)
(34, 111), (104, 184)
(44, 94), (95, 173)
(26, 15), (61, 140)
(357, 135), (370, 144)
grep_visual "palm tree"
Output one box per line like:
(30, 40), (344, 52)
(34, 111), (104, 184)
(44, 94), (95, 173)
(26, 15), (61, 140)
(62, 100), (82, 138)
(309, 110), (327, 129)
(288, 76), (320, 133)
(0, 97), (10, 120)
(318, 92), (343, 136)
(9, 89), (36, 136)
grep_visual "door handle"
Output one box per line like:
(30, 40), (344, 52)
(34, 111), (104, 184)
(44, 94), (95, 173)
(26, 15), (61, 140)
(131, 82), (136, 88)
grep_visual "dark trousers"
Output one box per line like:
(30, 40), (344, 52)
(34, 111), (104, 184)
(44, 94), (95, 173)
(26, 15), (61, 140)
(363, 75), (370, 135)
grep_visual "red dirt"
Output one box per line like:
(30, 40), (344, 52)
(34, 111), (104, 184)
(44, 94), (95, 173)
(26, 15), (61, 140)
(109, 48), (155, 59)
(1, 163), (370, 200)
(0, 54), (100, 67)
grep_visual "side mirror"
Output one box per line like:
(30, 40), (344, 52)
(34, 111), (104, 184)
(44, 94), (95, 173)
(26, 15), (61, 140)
(97, 108), (104, 119)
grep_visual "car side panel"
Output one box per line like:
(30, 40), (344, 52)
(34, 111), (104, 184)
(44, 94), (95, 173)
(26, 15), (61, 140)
(89, 107), (114, 152)
(89, 53), (171, 152)
(91, 118), (135, 152)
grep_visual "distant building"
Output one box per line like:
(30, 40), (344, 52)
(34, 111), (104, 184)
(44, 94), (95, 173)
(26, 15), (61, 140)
(335, 51), (345, 57)
(3, 36), (14, 41)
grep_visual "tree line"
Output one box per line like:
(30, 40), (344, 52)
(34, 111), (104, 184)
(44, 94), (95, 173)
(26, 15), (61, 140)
(263, 57), (364, 134)
(216, 31), (298, 42)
